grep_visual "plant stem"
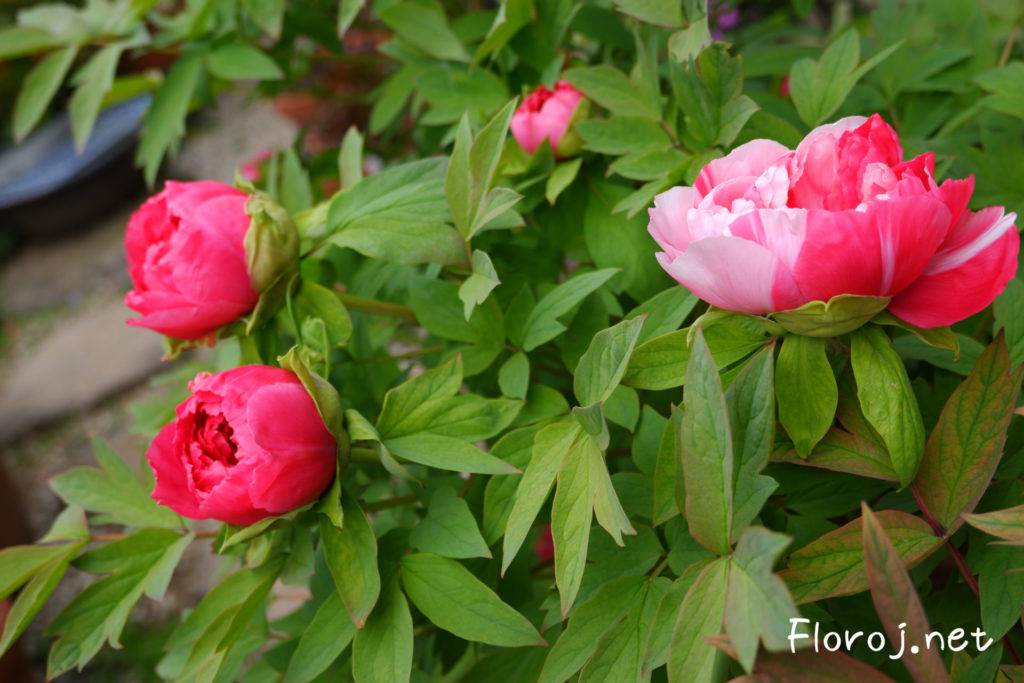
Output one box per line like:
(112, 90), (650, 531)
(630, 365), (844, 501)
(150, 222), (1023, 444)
(912, 484), (1024, 665)
(333, 289), (417, 322)
(363, 494), (419, 512)
(999, 24), (1019, 68)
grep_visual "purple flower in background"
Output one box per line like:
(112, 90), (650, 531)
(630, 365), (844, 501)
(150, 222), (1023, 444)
(711, 0), (740, 40)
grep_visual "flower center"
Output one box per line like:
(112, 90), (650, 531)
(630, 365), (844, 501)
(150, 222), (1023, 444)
(194, 409), (238, 466)
(524, 86), (555, 112)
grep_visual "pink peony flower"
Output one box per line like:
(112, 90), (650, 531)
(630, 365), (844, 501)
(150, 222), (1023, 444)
(648, 114), (1019, 331)
(147, 366), (337, 526)
(534, 524), (554, 562)
(510, 81), (587, 159)
(124, 181), (259, 340)
(240, 148), (273, 183)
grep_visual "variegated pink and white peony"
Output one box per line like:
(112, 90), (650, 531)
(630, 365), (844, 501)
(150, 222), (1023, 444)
(648, 114), (1019, 329)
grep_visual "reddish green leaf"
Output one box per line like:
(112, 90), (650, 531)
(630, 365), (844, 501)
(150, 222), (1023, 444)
(772, 427), (898, 482)
(724, 527), (800, 672)
(781, 511), (939, 604)
(914, 335), (1024, 534)
(707, 634), (899, 682)
(964, 504), (1024, 543)
(862, 504), (949, 683)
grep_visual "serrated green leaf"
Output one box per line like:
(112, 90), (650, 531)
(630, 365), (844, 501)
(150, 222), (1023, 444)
(13, 46), (77, 143)
(410, 486), (491, 558)
(320, 497), (380, 628)
(682, 328), (733, 555)
(861, 504), (949, 683)
(781, 511), (938, 604)
(352, 575), (412, 683)
(502, 422), (581, 572)
(401, 553), (544, 646)
(914, 335), (1024, 533)
(283, 590), (356, 683)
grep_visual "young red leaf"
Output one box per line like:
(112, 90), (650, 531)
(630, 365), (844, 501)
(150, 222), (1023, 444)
(861, 504), (949, 683)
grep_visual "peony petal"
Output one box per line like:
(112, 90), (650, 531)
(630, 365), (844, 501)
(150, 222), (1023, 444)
(147, 421), (202, 519)
(727, 208), (808, 273)
(695, 139), (791, 196)
(248, 451), (336, 515)
(163, 180), (244, 223)
(787, 116), (868, 209)
(647, 186), (700, 258)
(247, 383), (336, 455)
(791, 196), (951, 302)
(889, 209), (1019, 328)
(656, 235), (804, 314)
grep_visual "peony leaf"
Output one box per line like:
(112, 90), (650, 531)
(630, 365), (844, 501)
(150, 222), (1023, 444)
(459, 250), (501, 320)
(723, 527), (800, 672)
(410, 486), (491, 559)
(850, 324), (926, 487)
(781, 510), (939, 604)
(241, 0), (285, 37)
(411, 276), (505, 346)
(643, 562), (708, 673)
(564, 65), (661, 120)
(707, 634), (899, 682)
(207, 42), (283, 81)
(913, 335), (1024, 533)
(45, 530), (192, 678)
(498, 351), (530, 399)
(520, 268), (619, 351)
(380, 0), (469, 62)
(12, 45), (77, 143)
(320, 497), (380, 629)
(482, 425), (542, 544)
(552, 433), (596, 615)
(771, 426), (899, 482)
(283, 591), (356, 683)
(352, 576), (413, 683)
(500, 422), (578, 570)
(861, 504), (949, 683)
(385, 433), (520, 475)
(963, 503), (1024, 543)
(579, 577), (669, 682)
(667, 558), (728, 682)
(401, 553), (544, 647)
(538, 575), (649, 683)
(136, 51), (205, 185)
(994, 278), (1024, 368)
(682, 327), (734, 555)
(727, 346), (779, 540)
(775, 334), (837, 457)
(0, 545), (80, 660)
(574, 316), (646, 407)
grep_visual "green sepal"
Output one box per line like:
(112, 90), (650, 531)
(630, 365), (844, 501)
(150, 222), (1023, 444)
(769, 294), (890, 337)
(279, 347), (350, 471)
(244, 191), (301, 333)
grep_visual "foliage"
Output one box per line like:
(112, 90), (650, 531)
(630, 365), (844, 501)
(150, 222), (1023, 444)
(3, 0), (1024, 681)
